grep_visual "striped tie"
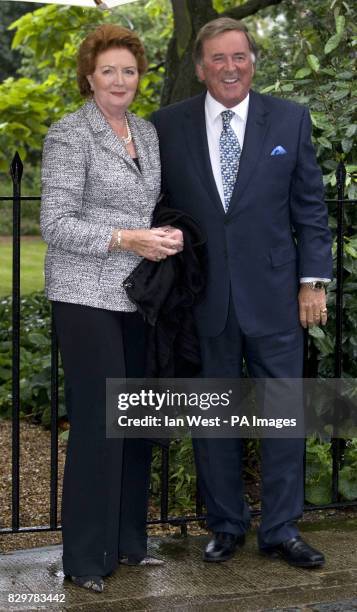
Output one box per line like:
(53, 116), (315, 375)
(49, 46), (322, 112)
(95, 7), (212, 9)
(220, 110), (241, 212)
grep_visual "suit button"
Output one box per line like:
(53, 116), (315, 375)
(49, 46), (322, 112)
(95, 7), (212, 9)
(224, 217), (230, 225)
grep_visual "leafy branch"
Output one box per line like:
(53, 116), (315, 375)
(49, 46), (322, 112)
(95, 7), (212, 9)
(224, 0), (284, 19)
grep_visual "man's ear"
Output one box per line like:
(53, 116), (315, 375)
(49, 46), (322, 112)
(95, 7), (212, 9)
(195, 62), (205, 83)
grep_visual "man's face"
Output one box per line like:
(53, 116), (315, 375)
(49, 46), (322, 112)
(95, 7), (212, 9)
(196, 30), (255, 108)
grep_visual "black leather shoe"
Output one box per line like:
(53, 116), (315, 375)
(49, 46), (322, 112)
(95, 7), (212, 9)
(261, 536), (325, 568)
(203, 532), (245, 562)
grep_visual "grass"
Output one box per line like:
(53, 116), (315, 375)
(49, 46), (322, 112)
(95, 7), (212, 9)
(0, 237), (46, 296)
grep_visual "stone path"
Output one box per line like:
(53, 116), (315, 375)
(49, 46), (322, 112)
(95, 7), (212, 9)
(0, 528), (356, 611)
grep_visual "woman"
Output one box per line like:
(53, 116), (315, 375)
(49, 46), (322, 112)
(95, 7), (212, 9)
(41, 24), (183, 593)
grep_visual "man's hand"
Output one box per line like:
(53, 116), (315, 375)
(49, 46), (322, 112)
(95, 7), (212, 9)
(298, 285), (328, 328)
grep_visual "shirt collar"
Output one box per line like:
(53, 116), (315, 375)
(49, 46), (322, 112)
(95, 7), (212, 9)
(205, 90), (250, 124)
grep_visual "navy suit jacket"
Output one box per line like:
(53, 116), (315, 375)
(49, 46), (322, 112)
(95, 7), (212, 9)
(151, 90), (332, 337)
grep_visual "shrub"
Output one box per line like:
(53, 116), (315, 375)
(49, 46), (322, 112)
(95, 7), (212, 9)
(0, 292), (65, 425)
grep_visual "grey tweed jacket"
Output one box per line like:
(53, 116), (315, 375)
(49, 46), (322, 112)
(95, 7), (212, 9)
(40, 99), (161, 311)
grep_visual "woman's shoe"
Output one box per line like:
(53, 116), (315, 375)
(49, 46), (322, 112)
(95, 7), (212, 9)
(66, 575), (104, 592)
(119, 555), (163, 566)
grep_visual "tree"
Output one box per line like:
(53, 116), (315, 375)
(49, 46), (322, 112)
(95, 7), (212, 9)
(0, 0), (171, 170)
(256, 0), (356, 200)
(0, 1), (41, 82)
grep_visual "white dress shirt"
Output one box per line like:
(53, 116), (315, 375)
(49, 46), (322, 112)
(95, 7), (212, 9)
(203, 91), (329, 285)
(205, 90), (249, 206)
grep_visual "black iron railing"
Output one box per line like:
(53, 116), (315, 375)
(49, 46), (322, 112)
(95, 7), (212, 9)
(0, 153), (356, 535)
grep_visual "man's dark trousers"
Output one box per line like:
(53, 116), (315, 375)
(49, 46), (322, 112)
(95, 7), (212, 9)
(193, 295), (305, 548)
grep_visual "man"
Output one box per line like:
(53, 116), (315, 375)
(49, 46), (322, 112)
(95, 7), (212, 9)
(151, 18), (332, 567)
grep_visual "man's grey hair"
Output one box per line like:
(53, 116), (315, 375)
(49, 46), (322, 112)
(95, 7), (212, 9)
(193, 17), (258, 65)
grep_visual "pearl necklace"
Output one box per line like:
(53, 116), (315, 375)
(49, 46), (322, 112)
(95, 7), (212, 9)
(122, 115), (132, 145)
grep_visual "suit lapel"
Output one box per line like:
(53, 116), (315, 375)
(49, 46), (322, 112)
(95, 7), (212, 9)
(227, 90), (269, 214)
(183, 94), (225, 215)
(83, 99), (140, 175)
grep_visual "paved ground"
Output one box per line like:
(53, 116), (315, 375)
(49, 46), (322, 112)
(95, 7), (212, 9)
(0, 522), (356, 611)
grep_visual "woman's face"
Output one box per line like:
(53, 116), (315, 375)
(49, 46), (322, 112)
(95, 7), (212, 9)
(87, 47), (139, 115)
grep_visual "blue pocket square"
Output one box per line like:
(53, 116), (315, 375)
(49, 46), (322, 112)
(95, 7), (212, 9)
(271, 145), (287, 156)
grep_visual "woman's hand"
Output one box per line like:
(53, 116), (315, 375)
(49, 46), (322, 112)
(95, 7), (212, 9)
(119, 227), (184, 262)
(158, 225), (184, 247)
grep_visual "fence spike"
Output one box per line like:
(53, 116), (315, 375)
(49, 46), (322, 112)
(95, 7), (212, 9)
(10, 152), (23, 184)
